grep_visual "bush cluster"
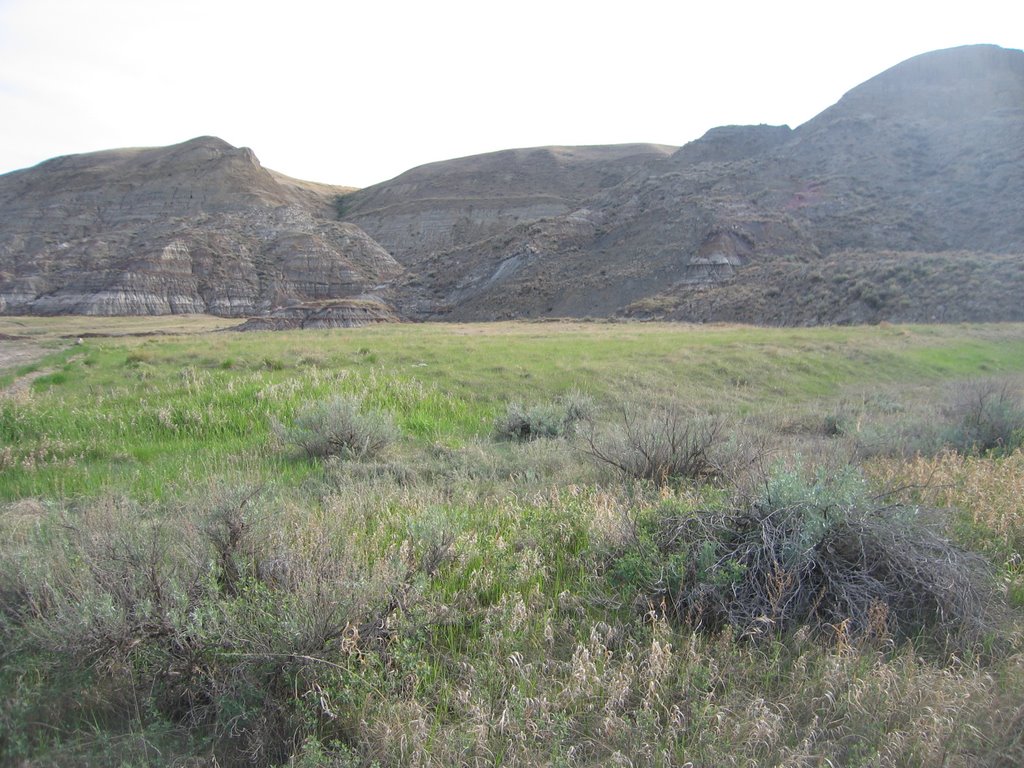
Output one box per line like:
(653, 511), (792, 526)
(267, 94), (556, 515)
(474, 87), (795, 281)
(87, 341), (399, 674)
(849, 378), (1024, 459)
(0, 490), (444, 766)
(493, 390), (593, 442)
(610, 465), (993, 645)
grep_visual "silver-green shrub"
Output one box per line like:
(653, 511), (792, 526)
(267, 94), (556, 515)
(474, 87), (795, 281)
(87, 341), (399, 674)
(276, 395), (398, 460)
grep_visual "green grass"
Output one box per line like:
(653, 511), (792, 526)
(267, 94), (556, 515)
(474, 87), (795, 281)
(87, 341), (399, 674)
(3, 322), (1024, 501)
(2, 319), (1024, 766)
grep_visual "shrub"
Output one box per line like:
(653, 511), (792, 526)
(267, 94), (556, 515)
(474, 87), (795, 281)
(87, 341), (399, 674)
(1, 490), (432, 767)
(852, 380), (1024, 459)
(581, 403), (723, 484)
(203, 485), (262, 596)
(612, 464), (993, 645)
(276, 395), (398, 460)
(493, 390), (593, 442)
(943, 379), (1024, 456)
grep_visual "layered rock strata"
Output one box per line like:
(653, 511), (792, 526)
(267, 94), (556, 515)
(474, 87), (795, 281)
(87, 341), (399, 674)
(0, 136), (401, 318)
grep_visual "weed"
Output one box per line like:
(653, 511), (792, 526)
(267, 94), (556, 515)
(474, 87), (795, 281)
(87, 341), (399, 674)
(30, 371), (69, 389)
(124, 351), (153, 367)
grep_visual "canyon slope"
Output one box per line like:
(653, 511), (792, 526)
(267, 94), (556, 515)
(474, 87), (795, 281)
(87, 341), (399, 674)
(1, 44), (1022, 325)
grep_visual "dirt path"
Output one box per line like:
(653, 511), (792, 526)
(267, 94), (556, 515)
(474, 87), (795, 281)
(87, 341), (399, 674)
(0, 340), (46, 369)
(0, 367), (54, 400)
(0, 339), (60, 399)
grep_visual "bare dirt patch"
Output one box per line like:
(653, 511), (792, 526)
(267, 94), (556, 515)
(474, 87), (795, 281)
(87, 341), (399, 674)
(0, 366), (52, 400)
(0, 340), (50, 377)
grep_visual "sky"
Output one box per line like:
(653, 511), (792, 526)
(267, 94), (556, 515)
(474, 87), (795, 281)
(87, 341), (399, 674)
(0, 0), (1021, 188)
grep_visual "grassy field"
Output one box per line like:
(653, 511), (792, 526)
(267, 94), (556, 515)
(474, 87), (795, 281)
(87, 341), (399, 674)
(2, 318), (1023, 766)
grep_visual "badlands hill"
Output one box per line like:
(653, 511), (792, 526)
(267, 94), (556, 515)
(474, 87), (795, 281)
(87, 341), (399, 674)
(1, 44), (1022, 325)
(0, 136), (400, 322)
(362, 44), (1023, 324)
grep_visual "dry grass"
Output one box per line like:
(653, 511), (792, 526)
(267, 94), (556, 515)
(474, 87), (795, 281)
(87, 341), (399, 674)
(0, 314), (243, 340)
(865, 450), (1024, 556)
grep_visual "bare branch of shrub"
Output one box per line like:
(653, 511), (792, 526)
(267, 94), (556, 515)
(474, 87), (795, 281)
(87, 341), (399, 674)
(614, 464), (995, 648)
(581, 403), (724, 485)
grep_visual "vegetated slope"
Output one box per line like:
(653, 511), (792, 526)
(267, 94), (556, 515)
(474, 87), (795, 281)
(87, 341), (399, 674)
(382, 44), (1024, 323)
(0, 136), (401, 318)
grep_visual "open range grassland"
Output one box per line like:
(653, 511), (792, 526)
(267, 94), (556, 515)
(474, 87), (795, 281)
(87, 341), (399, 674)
(2, 319), (1024, 766)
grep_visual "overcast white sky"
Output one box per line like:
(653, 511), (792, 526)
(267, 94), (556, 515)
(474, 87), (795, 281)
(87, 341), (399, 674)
(0, 0), (1020, 187)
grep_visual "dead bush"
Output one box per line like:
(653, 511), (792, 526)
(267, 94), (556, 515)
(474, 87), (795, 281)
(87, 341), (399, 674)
(613, 465), (994, 646)
(581, 403), (724, 485)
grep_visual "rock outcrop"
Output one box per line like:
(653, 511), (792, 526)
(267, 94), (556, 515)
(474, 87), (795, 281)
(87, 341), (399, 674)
(233, 298), (399, 330)
(0, 136), (401, 318)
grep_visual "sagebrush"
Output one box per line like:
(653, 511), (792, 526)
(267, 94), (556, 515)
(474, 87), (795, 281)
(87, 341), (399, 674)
(274, 395), (398, 459)
(610, 464), (994, 645)
(581, 403), (724, 484)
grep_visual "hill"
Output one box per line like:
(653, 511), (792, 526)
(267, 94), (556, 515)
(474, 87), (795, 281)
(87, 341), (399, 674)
(340, 143), (677, 260)
(379, 44), (1024, 322)
(0, 136), (400, 318)
(1, 45), (1022, 324)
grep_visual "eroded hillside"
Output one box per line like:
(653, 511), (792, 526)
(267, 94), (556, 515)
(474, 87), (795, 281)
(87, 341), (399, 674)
(1, 44), (1022, 325)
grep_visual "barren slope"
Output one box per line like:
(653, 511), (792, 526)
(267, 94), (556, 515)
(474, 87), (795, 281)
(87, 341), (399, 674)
(340, 144), (676, 263)
(0, 136), (399, 317)
(2, 45), (1022, 326)
(390, 44), (1024, 323)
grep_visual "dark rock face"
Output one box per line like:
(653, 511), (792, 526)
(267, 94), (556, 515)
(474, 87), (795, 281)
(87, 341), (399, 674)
(0, 137), (401, 317)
